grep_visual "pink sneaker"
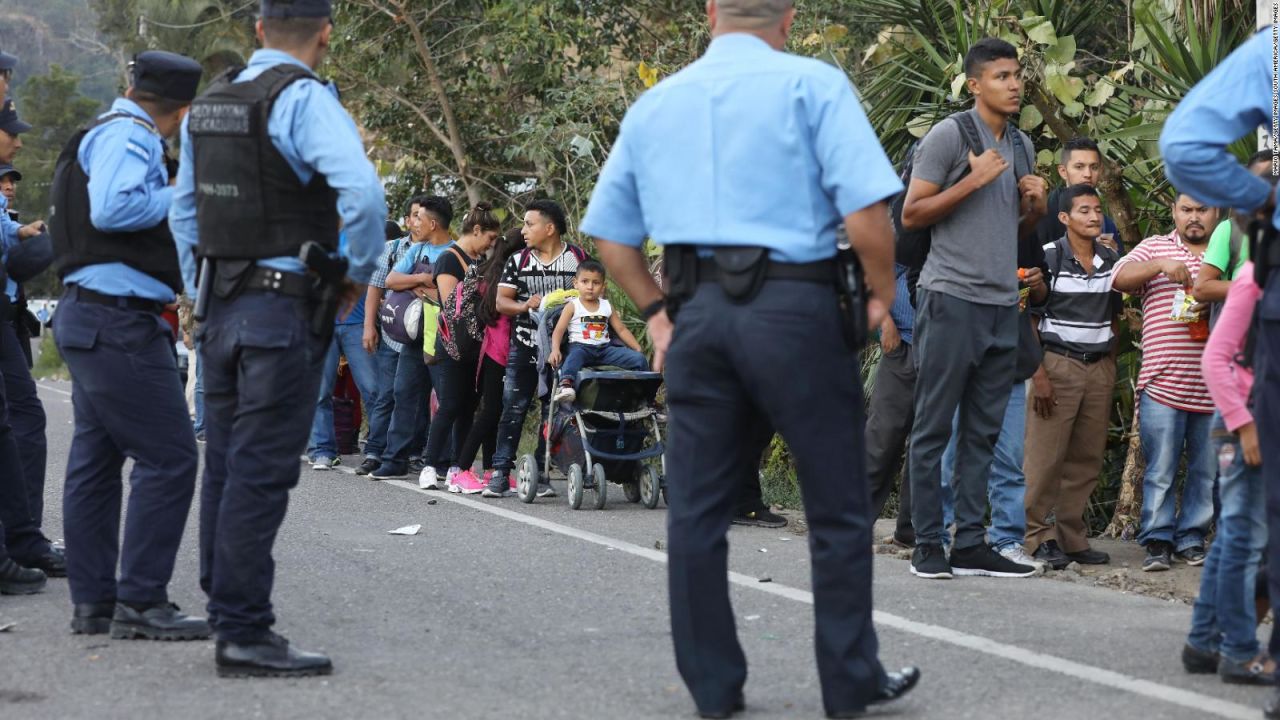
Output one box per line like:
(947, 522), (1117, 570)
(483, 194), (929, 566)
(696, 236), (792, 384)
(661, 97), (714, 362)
(450, 469), (486, 494)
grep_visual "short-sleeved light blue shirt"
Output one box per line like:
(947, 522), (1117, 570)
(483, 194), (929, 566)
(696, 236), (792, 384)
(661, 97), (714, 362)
(580, 33), (902, 263)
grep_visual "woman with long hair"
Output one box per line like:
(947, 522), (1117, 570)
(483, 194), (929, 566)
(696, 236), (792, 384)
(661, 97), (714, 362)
(419, 203), (501, 490)
(448, 227), (526, 492)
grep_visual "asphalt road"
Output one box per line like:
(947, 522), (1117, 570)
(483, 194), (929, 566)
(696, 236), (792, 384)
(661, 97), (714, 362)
(0, 379), (1267, 720)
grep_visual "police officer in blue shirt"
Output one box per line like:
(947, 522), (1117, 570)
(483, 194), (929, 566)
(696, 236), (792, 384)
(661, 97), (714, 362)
(1158, 27), (1280, 714)
(47, 50), (209, 639)
(0, 108), (60, 580)
(0, 50), (52, 596)
(581, 2), (919, 717)
(170, 0), (384, 677)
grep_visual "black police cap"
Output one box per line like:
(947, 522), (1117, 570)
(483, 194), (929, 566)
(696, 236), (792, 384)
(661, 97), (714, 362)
(0, 51), (16, 72)
(0, 99), (31, 135)
(261, 0), (332, 18)
(0, 164), (21, 181)
(130, 51), (203, 103)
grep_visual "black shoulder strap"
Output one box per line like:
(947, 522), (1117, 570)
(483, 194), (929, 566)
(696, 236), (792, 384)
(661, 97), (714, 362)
(1008, 125), (1030, 179)
(1228, 217), (1246, 279)
(950, 112), (985, 157)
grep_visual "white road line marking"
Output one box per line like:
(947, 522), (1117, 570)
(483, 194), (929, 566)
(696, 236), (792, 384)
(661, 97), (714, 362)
(378, 478), (1254, 720)
(37, 383), (72, 397)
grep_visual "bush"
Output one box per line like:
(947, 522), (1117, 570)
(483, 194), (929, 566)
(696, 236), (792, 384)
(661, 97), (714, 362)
(32, 330), (67, 381)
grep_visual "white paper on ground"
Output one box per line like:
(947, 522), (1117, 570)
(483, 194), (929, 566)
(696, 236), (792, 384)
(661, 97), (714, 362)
(388, 524), (422, 536)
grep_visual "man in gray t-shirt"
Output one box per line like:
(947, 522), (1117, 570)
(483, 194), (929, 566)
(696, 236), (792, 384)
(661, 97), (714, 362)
(899, 38), (1048, 581)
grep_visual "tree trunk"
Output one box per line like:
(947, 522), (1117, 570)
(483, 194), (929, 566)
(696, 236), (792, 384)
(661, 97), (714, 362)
(1104, 410), (1144, 540)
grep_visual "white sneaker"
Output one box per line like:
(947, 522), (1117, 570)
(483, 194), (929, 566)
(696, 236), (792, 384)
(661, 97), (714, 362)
(536, 483), (557, 498)
(998, 545), (1045, 569)
(311, 457), (339, 472)
(444, 467), (461, 493)
(419, 466), (440, 490)
(553, 385), (576, 404)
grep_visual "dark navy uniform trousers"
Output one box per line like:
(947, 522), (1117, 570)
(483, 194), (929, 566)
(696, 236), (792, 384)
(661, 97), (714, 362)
(1256, 271), (1280, 672)
(2, 317), (49, 548)
(664, 279), (886, 715)
(54, 289), (198, 605)
(0, 314), (39, 562)
(198, 290), (326, 643)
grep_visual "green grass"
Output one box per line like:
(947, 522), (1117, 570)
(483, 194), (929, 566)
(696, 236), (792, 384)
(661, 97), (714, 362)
(32, 331), (68, 381)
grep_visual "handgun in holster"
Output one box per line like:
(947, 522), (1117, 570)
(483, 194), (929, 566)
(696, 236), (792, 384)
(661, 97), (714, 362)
(835, 239), (869, 351)
(300, 240), (349, 336)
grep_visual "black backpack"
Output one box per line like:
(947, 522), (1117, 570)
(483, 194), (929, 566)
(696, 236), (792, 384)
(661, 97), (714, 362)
(890, 111), (1029, 305)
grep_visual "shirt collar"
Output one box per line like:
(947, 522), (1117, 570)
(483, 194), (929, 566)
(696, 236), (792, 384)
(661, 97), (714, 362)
(705, 33), (776, 58)
(1057, 234), (1104, 269)
(248, 49), (314, 74)
(108, 97), (157, 129)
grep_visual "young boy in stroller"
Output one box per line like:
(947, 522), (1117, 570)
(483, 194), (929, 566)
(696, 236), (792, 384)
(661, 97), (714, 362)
(520, 261), (665, 509)
(548, 260), (649, 398)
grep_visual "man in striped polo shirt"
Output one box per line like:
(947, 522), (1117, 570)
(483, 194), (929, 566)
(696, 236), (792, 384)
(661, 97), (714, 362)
(1023, 185), (1122, 570)
(1112, 193), (1220, 572)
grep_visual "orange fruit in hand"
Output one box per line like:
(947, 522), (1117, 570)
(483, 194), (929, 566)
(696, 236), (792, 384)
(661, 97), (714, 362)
(1017, 268), (1028, 281)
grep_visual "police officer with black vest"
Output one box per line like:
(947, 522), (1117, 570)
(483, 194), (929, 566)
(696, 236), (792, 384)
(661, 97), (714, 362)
(48, 51), (210, 639)
(582, 2), (919, 717)
(170, 0), (384, 677)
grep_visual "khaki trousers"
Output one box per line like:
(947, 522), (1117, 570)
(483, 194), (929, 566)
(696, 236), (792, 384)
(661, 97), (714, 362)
(1023, 352), (1116, 554)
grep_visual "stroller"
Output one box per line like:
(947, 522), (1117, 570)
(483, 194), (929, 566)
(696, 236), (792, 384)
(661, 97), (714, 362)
(515, 302), (667, 510)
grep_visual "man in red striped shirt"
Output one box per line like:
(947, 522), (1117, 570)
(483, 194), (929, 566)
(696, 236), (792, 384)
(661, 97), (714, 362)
(1112, 194), (1220, 572)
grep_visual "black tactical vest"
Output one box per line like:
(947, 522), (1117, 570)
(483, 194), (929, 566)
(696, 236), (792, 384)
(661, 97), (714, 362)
(49, 111), (183, 293)
(188, 64), (340, 260)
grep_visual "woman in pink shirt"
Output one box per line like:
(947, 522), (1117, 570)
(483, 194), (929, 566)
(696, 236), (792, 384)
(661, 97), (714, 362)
(1184, 261), (1272, 684)
(449, 229), (524, 493)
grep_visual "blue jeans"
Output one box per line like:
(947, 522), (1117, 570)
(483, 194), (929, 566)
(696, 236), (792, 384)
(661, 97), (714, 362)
(940, 383), (1026, 551)
(193, 336), (205, 435)
(362, 340), (399, 461)
(1136, 393), (1215, 550)
(1188, 415), (1266, 662)
(383, 344), (435, 465)
(306, 324), (380, 461)
(558, 343), (649, 384)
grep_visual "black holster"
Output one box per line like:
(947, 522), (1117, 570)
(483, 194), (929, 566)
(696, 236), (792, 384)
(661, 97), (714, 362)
(834, 243), (869, 350)
(663, 245), (772, 322)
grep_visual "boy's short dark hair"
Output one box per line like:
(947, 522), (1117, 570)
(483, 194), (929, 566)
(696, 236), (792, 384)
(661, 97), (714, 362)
(963, 38), (1019, 79)
(420, 196), (454, 228)
(527, 199), (567, 236)
(262, 17), (330, 49)
(1061, 136), (1101, 164)
(404, 196), (423, 217)
(1059, 183), (1100, 214)
(576, 259), (606, 278)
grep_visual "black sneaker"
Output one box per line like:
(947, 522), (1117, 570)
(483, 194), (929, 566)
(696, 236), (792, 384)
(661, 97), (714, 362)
(1181, 643), (1219, 674)
(950, 544), (1038, 578)
(354, 457), (380, 476)
(14, 547), (68, 577)
(1032, 540), (1071, 571)
(408, 457), (427, 474)
(1142, 542), (1172, 572)
(370, 461), (408, 480)
(732, 507), (787, 529)
(1175, 545), (1207, 566)
(1065, 547), (1110, 565)
(1220, 655), (1277, 685)
(909, 543), (952, 579)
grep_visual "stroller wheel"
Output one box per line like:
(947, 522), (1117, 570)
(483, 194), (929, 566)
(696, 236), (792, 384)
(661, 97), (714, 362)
(640, 465), (662, 510)
(516, 455), (539, 504)
(623, 481), (641, 503)
(567, 464), (585, 510)
(591, 464), (608, 510)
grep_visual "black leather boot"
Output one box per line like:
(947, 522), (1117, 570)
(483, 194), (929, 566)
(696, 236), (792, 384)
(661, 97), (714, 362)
(110, 602), (211, 641)
(216, 633), (333, 678)
(71, 602), (116, 635)
(0, 557), (46, 595)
